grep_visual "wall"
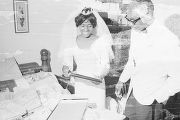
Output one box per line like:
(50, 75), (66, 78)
(0, 0), (80, 75)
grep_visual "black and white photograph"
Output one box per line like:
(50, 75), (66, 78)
(0, 0), (180, 120)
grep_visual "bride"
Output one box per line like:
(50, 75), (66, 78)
(58, 5), (125, 120)
(59, 6), (114, 109)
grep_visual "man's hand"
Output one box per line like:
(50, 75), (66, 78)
(115, 81), (124, 98)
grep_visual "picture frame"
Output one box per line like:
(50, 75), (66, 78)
(13, 0), (29, 33)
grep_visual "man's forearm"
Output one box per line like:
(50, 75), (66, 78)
(118, 60), (134, 83)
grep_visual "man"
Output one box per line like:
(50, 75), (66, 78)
(116, 0), (180, 120)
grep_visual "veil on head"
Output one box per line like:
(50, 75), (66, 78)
(58, 3), (114, 72)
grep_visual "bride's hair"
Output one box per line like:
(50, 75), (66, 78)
(75, 7), (97, 28)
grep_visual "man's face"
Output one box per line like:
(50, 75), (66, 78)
(126, 2), (154, 30)
(126, 1), (140, 24)
(126, 4), (140, 23)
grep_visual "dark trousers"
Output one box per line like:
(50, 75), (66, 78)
(124, 91), (163, 120)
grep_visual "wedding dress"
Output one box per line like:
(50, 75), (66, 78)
(65, 34), (112, 110)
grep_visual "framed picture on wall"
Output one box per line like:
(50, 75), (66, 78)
(13, 0), (29, 33)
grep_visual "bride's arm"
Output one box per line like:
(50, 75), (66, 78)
(61, 48), (74, 77)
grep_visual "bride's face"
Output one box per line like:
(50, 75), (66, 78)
(78, 20), (94, 38)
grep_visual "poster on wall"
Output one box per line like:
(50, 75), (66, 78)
(13, 0), (29, 33)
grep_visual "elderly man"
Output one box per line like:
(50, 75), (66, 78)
(116, 0), (180, 120)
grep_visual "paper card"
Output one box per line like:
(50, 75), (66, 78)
(13, 88), (42, 111)
(48, 99), (88, 120)
(0, 100), (26, 120)
(60, 94), (88, 100)
(0, 57), (22, 81)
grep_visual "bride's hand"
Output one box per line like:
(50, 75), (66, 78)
(62, 65), (70, 77)
(91, 75), (102, 85)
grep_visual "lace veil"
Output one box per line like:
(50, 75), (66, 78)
(58, 2), (114, 73)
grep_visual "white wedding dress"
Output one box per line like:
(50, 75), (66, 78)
(63, 35), (126, 120)
(63, 35), (112, 110)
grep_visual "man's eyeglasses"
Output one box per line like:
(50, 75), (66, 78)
(125, 15), (141, 25)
